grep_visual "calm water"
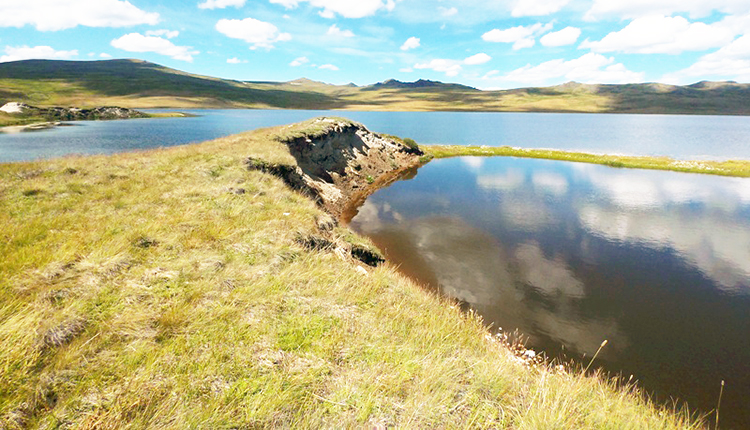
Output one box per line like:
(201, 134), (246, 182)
(3, 110), (750, 162)
(350, 157), (750, 428)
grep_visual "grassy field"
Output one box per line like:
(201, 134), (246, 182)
(423, 144), (750, 178)
(0, 121), (705, 428)
(2, 59), (750, 115)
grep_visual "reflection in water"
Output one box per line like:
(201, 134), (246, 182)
(349, 156), (750, 428)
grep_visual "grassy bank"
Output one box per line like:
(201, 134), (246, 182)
(424, 144), (750, 178)
(0, 122), (702, 428)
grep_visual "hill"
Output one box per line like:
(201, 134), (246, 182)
(1, 59), (750, 115)
(367, 78), (477, 91)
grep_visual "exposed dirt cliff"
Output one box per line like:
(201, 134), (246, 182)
(246, 117), (425, 220)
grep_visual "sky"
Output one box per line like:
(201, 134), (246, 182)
(1, 0), (750, 89)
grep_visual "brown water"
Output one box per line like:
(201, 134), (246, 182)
(349, 156), (750, 429)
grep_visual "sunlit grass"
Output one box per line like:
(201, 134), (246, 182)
(424, 144), (750, 178)
(0, 121), (704, 428)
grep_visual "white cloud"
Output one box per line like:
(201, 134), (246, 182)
(400, 37), (420, 51)
(198, 0), (246, 9)
(482, 23), (552, 50)
(111, 33), (199, 62)
(319, 63), (339, 70)
(414, 59), (462, 77)
(145, 29), (179, 39)
(327, 24), (354, 38)
(464, 52), (491, 65)
(215, 18), (291, 49)
(512, 0), (570, 17)
(414, 54), (492, 77)
(540, 26), (581, 47)
(585, 0), (749, 20)
(0, 45), (78, 63)
(663, 35), (750, 83)
(496, 53), (645, 85)
(290, 56), (309, 66)
(227, 57), (247, 64)
(580, 15), (736, 54)
(399, 67), (414, 72)
(0, 0), (159, 31)
(268, 0), (394, 18)
(100, 53), (113, 58)
(439, 6), (458, 17)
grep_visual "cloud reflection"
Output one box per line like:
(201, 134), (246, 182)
(574, 165), (750, 293)
(350, 201), (628, 357)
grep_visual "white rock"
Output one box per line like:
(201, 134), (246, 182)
(0, 102), (29, 114)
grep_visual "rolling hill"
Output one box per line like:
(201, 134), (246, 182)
(1, 59), (750, 115)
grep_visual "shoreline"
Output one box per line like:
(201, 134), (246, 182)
(0, 121), (62, 133)
(423, 144), (750, 178)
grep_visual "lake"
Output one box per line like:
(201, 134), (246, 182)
(349, 156), (750, 428)
(3, 109), (750, 162)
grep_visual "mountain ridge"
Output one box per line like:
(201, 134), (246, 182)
(1, 59), (749, 115)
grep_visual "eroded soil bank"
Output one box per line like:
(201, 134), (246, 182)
(246, 117), (425, 220)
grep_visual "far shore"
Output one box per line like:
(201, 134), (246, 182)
(0, 111), (192, 131)
(423, 144), (750, 178)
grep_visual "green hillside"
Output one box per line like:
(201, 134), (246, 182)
(2, 59), (750, 115)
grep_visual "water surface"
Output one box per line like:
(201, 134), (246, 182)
(350, 157), (750, 428)
(3, 110), (750, 162)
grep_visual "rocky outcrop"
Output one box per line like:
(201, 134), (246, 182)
(246, 117), (425, 220)
(0, 102), (149, 121)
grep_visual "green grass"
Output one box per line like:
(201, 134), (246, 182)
(0, 121), (704, 428)
(424, 144), (750, 178)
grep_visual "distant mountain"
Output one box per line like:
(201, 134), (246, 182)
(0, 59), (339, 109)
(2, 59), (750, 115)
(368, 79), (477, 91)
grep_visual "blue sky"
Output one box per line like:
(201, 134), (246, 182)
(1, 0), (750, 89)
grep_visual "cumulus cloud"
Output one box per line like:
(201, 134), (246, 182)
(215, 18), (291, 49)
(145, 29), (179, 39)
(0, 45), (78, 63)
(463, 52), (492, 65)
(0, 0), (159, 31)
(111, 33), (199, 62)
(198, 0), (245, 9)
(227, 57), (247, 64)
(540, 26), (581, 47)
(580, 15), (736, 54)
(512, 0), (570, 17)
(414, 59), (463, 77)
(289, 56), (309, 66)
(492, 53), (645, 85)
(268, 0), (395, 18)
(319, 63), (339, 70)
(663, 35), (750, 83)
(99, 53), (113, 58)
(414, 53), (492, 77)
(585, 0), (749, 20)
(482, 23), (552, 50)
(326, 24), (354, 38)
(400, 37), (420, 51)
